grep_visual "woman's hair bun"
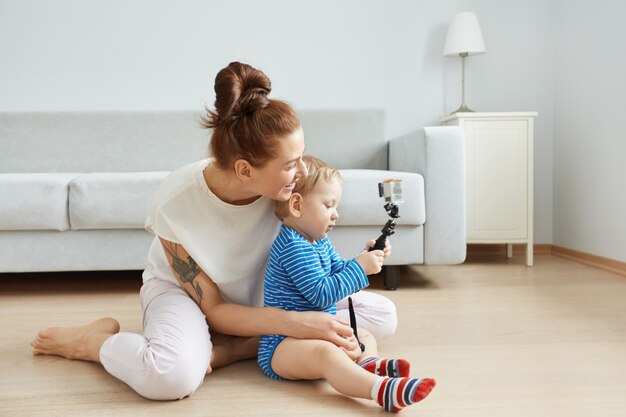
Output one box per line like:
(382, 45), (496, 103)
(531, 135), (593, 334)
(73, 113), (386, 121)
(202, 62), (300, 169)
(205, 62), (272, 127)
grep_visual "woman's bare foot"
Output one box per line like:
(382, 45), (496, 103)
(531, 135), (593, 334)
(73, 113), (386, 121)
(209, 332), (259, 373)
(31, 318), (120, 362)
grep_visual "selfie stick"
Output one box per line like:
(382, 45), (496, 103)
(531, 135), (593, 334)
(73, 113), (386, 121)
(349, 179), (403, 352)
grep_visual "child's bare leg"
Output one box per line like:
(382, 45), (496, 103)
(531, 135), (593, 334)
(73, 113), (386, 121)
(272, 337), (378, 399)
(271, 337), (436, 411)
(31, 318), (120, 362)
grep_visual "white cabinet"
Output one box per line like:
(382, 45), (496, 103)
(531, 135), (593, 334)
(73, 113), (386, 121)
(441, 112), (537, 266)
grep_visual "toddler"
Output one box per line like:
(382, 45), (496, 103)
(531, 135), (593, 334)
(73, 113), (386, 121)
(257, 156), (435, 412)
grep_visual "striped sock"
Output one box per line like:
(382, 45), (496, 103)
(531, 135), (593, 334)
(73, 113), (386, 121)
(371, 376), (436, 412)
(359, 356), (411, 377)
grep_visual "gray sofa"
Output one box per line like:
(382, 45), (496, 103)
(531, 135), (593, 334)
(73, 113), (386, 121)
(0, 110), (466, 289)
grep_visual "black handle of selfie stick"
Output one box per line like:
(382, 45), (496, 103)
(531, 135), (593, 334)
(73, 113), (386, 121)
(349, 221), (390, 353)
(370, 219), (395, 252)
(348, 222), (392, 352)
(371, 234), (387, 251)
(348, 297), (365, 352)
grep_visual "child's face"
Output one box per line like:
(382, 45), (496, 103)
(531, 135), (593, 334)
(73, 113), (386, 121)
(295, 177), (342, 243)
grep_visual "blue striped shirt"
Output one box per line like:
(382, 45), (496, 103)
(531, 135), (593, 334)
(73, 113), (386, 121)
(264, 224), (369, 313)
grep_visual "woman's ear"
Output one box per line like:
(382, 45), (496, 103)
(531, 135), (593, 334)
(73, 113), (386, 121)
(233, 159), (252, 181)
(288, 193), (303, 218)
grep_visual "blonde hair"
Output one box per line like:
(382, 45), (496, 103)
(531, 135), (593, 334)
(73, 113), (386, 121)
(274, 155), (342, 220)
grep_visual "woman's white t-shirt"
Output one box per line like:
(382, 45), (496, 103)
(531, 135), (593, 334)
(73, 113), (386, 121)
(142, 159), (282, 307)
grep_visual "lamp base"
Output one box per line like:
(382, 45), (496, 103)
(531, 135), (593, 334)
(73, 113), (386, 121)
(448, 54), (478, 115)
(448, 103), (475, 114)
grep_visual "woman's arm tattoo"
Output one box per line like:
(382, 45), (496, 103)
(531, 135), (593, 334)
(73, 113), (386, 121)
(162, 241), (204, 304)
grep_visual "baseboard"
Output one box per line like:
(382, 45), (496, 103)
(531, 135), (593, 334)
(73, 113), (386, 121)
(551, 245), (626, 278)
(466, 243), (551, 256)
(467, 243), (626, 277)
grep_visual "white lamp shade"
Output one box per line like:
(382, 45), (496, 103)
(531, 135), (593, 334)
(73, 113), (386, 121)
(443, 12), (486, 56)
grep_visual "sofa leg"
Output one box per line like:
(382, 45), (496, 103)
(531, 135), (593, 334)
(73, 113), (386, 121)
(384, 266), (400, 290)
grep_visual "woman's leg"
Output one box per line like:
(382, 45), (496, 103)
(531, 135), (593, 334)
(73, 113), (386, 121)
(98, 278), (211, 400)
(33, 278), (212, 400)
(210, 332), (260, 369)
(32, 277), (259, 400)
(336, 291), (398, 341)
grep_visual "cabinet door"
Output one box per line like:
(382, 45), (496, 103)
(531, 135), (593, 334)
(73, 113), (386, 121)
(465, 120), (528, 240)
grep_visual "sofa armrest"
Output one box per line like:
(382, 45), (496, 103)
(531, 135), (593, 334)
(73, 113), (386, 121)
(389, 126), (466, 264)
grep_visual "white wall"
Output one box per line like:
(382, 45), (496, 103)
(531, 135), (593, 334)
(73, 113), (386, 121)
(0, 0), (452, 138)
(553, 0), (626, 261)
(1, 0), (584, 252)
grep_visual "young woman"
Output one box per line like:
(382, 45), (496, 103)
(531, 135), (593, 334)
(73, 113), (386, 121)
(31, 62), (397, 401)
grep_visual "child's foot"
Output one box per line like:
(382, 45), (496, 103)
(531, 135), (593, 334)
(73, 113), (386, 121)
(359, 356), (411, 377)
(372, 376), (436, 412)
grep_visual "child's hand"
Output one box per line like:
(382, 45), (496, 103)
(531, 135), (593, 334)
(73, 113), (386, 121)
(364, 238), (392, 258)
(356, 250), (384, 275)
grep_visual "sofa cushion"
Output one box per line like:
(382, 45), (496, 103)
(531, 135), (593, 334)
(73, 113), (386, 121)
(69, 172), (169, 230)
(0, 173), (79, 231)
(338, 170), (425, 226)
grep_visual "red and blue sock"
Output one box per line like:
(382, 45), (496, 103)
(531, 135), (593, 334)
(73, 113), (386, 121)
(371, 376), (436, 412)
(359, 356), (411, 378)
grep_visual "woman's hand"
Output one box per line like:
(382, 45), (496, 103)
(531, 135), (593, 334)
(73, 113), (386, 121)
(288, 311), (357, 351)
(340, 334), (364, 361)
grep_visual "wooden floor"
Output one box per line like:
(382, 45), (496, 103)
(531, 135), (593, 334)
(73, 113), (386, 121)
(1, 255), (625, 417)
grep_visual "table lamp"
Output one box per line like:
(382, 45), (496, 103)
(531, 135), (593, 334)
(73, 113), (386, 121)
(444, 12), (486, 113)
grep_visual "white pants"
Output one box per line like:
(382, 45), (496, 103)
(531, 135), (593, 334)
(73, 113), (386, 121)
(100, 278), (397, 400)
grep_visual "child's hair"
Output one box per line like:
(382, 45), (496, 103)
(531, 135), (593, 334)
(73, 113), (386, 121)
(274, 155), (342, 220)
(200, 62), (301, 170)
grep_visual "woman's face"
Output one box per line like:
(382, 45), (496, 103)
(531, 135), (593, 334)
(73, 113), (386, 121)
(251, 127), (308, 201)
